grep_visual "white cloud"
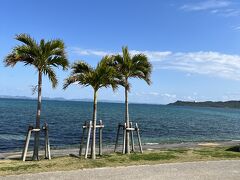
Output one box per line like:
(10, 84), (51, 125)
(180, 0), (231, 11)
(71, 47), (240, 81)
(222, 92), (240, 100)
(211, 9), (219, 13)
(184, 96), (195, 101)
(233, 26), (240, 31)
(180, 0), (240, 18)
(71, 47), (171, 61)
(129, 50), (172, 61)
(156, 51), (240, 80)
(134, 92), (160, 96)
(161, 93), (177, 99)
(71, 47), (112, 57)
(221, 8), (240, 17)
(148, 92), (160, 96)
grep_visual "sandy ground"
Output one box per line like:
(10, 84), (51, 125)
(0, 140), (239, 160)
(1, 160), (240, 180)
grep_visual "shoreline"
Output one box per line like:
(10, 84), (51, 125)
(1, 140), (239, 160)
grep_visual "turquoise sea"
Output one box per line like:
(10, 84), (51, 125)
(0, 98), (240, 152)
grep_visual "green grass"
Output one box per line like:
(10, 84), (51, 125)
(129, 152), (177, 161)
(194, 147), (240, 158)
(1, 146), (240, 176)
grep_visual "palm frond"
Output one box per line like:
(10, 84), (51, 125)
(122, 46), (131, 63)
(4, 52), (34, 67)
(4, 53), (21, 67)
(64, 56), (119, 91)
(15, 34), (38, 49)
(72, 61), (93, 75)
(48, 56), (69, 70)
(63, 75), (79, 89)
(63, 73), (91, 89)
(131, 54), (152, 85)
(4, 34), (69, 89)
(42, 66), (58, 88)
(50, 39), (64, 50)
(112, 46), (152, 88)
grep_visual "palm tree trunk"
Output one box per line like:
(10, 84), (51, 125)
(91, 90), (97, 159)
(32, 71), (42, 160)
(125, 81), (130, 154)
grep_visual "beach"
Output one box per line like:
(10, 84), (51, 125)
(1, 140), (239, 160)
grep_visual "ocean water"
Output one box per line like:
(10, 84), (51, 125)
(0, 98), (240, 152)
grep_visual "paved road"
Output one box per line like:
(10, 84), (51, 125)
(1, 160), (240, 180)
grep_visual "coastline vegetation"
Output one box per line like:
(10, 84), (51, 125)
(168, 100), (240, 109)
(1, 146), (240, 176)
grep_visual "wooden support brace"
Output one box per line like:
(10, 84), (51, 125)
(32, 128), (41, 132)
(82, 125), (104, 128)
(116, 122), (143, 154)
(44, 124), (48, 159)
(47, 135), (51, 160)
(130, 122), (135, 152)
(22, 123), (52, 162)
(99, 120), (103, 156)
(79, 121), (87, 156)
(122, 123), (126, 154)
(126, 128), (135, 131)
(22, 125), (33, 161)
(43, 123), (51, 160)
(114, 123), (121, 152)
(85, 121), (92, 159)
(136, 123), (143, 153)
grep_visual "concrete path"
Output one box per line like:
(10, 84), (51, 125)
(1, 160), (240, 180)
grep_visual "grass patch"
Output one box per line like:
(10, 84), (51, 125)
(194, 147), (240, 158)
(129, 152), (177, 161)
(0, 164), (40, 171)
(164, 149), (188, 154)
(1, 146), (240, 176)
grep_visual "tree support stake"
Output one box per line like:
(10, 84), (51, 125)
(114, 122), (143, 154)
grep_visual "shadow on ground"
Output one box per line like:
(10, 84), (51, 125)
(226, 146), (240, 152)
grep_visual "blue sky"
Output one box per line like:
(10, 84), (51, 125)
(1, 0), (240, 104)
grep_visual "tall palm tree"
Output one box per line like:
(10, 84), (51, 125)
(112, 46), (152, 154)
(63, 56), (119, 159)
(4, 34), (69, 160)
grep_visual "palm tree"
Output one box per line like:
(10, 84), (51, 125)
(4, 34), (69, 160)
(63, 56), (119, 159)
(112, 46), (152, 154)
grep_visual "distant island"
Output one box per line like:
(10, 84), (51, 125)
(0, 95), (124, 104)
(168, 100), (240, 109)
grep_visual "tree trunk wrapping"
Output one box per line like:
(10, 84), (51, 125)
(91, 90), (97, 159)
(33, 71), (42, 160)
(125, 78), (130, 154)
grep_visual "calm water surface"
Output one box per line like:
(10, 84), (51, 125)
(0, 98), (240, 152)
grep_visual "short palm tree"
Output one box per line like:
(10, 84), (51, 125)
(63, 56), (119, 159)
(113, 46), (152, 154)
(4, 34), (69, 160)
